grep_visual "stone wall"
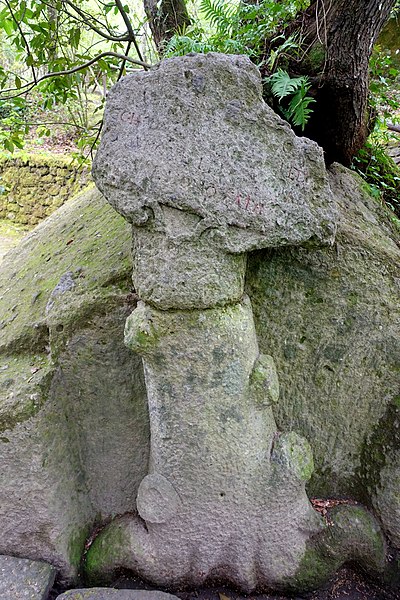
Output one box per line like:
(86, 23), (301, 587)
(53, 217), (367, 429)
(0, 154), (90, 226)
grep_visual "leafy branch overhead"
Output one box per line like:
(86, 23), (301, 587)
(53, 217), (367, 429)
(0, 0), (154, 155)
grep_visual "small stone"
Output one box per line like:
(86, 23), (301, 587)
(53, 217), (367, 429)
(57, 589), (181, 600)
(0, 555), (55, 600)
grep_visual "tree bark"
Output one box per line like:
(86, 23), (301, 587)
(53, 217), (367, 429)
(303, 0), (395, 165)
(143, 0), (191, 55)
(268, 0), (396, 165)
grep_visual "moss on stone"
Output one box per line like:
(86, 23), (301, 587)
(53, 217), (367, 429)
(68, 525), (90, 571)
(0, 187), (132, 356)
(247, 164), (400, 499)
(85, 519), (130, 584)
(286, 504), (386, 592)
(358, 403), (400, 503)
(272, 431), (314, 482)
(286, 538), (337, 592)
(0, 152), (90, 225)
(0, 354), (54, 433)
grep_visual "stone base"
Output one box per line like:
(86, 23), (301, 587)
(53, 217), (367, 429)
(0, 555), (55, 600)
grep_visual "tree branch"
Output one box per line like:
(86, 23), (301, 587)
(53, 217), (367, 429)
(114, 0), (147, 67)
(388, 123), (400, 134)
(4, 0), (37, 84)
(117, 40), (132, 81)
(62, 0), (130, 42)
(0, 52), (153, 99)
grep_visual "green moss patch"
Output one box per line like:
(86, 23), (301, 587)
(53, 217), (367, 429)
(0, 186), (132, 356)
(0, 354), (53, 432)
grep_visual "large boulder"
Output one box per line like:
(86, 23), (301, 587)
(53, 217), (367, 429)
(0, 187), (149, 582)
(0, 168), (399, 578)
(247, 165), (400, 547)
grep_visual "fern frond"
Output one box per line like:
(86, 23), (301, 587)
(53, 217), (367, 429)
(284, 81), (316, 131)
(164, 34), (209, 57)
(286, 95), (315, 130)
(266, 69), (304, 101)
(200, 0), (236, 33)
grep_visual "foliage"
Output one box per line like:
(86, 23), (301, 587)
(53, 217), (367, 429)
(165, 0), (307, 59)
(265, 69), (315, 130)
(165, 0), (311, 129)
(351, 26), (400, 218)
(0, 97), (26, 152)
(0, 0), (151, 158)
(369, 44), (400, 123)
(0, 0), (398, 175)
(352, 140), (400, 219)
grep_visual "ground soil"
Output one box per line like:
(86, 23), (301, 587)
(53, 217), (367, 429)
(48, 567), (400, 600)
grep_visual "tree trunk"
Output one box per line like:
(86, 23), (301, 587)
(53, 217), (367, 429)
(269, 0), (396, 165)
(143, 0), (191, 56)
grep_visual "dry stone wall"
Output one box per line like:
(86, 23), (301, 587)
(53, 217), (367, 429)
(0, 154), (90, 225)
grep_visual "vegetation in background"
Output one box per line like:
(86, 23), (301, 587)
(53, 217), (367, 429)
(352, 18), (400, 219)
(0, 0), (398, 220)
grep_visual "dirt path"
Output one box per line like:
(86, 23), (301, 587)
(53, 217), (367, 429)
(49, 566), (400, 600)
(0, 220), (27, 264)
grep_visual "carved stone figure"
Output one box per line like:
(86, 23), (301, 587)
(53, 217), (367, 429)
(87, 53), (387, 592)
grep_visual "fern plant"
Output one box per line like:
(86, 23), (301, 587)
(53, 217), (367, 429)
(164, 0), (315, 130)
(165, 0), (305, 62)
(266, 70), (315, 131)
(200, 0), (236, 35)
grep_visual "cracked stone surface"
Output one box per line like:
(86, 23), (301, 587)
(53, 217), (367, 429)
(0, 555), (55, 600)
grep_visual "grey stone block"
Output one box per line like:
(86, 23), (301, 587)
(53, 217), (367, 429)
(0, 555), (55, 600)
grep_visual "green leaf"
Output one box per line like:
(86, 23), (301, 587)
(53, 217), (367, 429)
(4, 139), (14, 153)
(3, 19), (15, 36)
(267, 70), (304, 101)
(14, 76), (22, 89)
(287, 92), (315, 130)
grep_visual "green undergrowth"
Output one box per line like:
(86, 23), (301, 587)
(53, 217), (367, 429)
(0, 218), (28, 237)
(352, 141), (400, 220)
(0, 148), (77, 167)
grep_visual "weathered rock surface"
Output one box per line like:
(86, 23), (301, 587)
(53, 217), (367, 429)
(0, 187), (148, 582)
(0, 58), (398, 589)
(247, 164), (400, 544)
(0, 166), (398, 584)
(94, 53), (337, 310)
(57, 590), (180, 599)
(88, 53), (390, 593)
(0, 555), (55, 600)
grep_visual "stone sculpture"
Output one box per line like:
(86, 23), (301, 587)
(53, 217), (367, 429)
(87, 53), (388, 591)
